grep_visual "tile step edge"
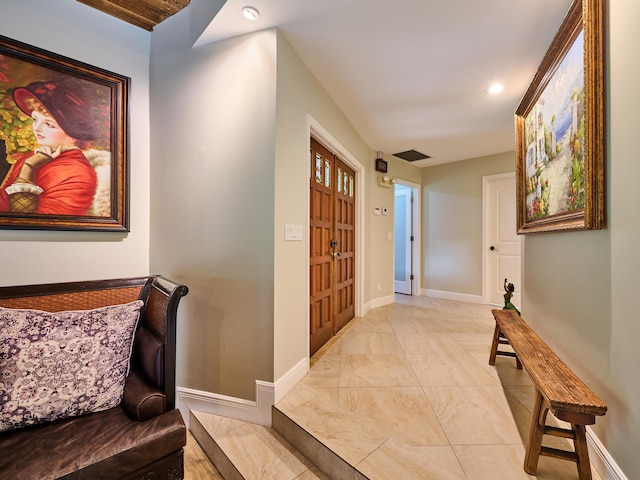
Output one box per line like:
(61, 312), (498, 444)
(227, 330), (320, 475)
(271, 406), (369, 480)
(188, 408), (368, 480)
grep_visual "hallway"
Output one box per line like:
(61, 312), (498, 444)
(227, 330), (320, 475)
(274, 295), (600, 479)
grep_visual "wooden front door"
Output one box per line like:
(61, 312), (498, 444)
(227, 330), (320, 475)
(309, 138), (356, 355)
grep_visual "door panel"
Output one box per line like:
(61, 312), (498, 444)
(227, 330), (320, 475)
(309, 143), (334, 353)
(485, 174), (521, 307)
(334, 159), (355, 332)
(309, 139), (356, 355)
(394, 186), (412, 294)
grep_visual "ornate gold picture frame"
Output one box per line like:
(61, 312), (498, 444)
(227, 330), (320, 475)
(515, 0), (605, 234)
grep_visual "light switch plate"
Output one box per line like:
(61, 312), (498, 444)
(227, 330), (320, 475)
(285, 224), (303, 241)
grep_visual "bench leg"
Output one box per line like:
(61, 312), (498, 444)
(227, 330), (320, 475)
(489, 323), (501, 366)
(573, 424), (592, 480)
(524, 391), (594, 480)
(488, 322), (522, 369)
(524, 389), (548, 475)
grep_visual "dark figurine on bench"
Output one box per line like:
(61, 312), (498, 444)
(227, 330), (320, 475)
(503, 278), (520, 316)
(489, 278), (523, 369)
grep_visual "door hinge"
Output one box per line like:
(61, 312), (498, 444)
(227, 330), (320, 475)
(410, 275), (414, 280)
(410, 236), (414, 242)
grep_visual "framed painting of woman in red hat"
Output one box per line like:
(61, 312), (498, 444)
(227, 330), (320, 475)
(0, 35), (129, 231)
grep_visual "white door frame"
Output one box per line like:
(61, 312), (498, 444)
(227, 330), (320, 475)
(394, 185), (412, 294)
(482, 172), (523, 306)
(394, 179), (421, 296)
(307, 116), (365, 320)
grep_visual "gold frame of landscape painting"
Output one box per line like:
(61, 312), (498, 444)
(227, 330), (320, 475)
(515, 0), (605, 234)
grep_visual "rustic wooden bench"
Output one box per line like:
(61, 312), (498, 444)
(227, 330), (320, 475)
(488, 309), (607, 480)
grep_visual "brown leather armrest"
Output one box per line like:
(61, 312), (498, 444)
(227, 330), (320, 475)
(122, 370), (165, 421)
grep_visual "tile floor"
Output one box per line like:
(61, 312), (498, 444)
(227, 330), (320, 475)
(185, 431), (224, 480)
(275, 294), (602, 480)
(191, 295), (602, 479)
(192, 410), (332, 480)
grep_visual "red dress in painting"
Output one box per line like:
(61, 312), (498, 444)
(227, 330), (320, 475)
(0, 149), (97, 216)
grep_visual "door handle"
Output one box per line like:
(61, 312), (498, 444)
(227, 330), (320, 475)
(490, 246), (495, 251)
(331, 251), (341, 259)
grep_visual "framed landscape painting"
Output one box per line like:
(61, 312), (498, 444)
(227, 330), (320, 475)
(0, 35), (129, 231)
(515, 0), (605, 234)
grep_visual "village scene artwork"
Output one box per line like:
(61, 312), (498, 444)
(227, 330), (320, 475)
(523, 31), (585, 222)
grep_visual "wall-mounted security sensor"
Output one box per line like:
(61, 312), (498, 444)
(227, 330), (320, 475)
(375, 151), (388, 173)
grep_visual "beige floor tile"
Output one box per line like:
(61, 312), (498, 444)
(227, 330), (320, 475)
(423, 385), (530, 445)
(455, 443), (600, 480)
(345, 314), (394, 334)
(339, 353), (420, 387)
(311, 337), (342, 362)
(448, 332), (495, 354)
(357, 439), (467, 480)
(500, 384), (576, 448)
(432, 315), (496, 334)
(340, 332), (404, 354)
(453, 444), (533, 479)
(204, 295), (604, 480)
(472, 353), (534, 386)
(532, 457), (601, 480)
(302, 353), (341, 387)
(338, 387), (449, 446)
(295, 467), (332, 480)
(184, 430), (224, 480)
(554, 457), (602, 480)
(408, 352), (500, 386)
(360, 307), (390, 321)
(384, 301), (448, 319)
(282, 394), (390, 465)
(192, 410), (247, 439)
(214, 422), (313, 480)
(503, 384), (536, 410)
(276, 384), (339, 413)
(387, 314), (447, 334)
(396, 332), (464, 354)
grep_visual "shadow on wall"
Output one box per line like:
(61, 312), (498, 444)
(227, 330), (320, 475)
(175, 273), (274, 401)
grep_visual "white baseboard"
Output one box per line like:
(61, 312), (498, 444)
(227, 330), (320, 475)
(366, 294), (395, 311)
(177, 383), (273, 428)
(177, 357), (308, 428)
(274, 357), (308, 403)
(587, 426), (628, 480)
(422, 288), (483, 304)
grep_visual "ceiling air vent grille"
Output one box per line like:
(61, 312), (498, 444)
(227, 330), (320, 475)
(392, 150), (430, 162)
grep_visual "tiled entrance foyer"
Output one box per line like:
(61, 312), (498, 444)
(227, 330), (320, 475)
(194, 295), (601, 479)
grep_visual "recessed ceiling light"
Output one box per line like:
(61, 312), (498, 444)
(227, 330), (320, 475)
(487, 83), (504, 95)
(242, 6), (260, 21)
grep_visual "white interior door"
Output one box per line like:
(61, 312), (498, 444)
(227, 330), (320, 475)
(483, 173), (522, 308)
(394, 185), (412, 294)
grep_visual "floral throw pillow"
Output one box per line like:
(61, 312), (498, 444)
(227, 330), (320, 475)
(0, 300), (143, 433)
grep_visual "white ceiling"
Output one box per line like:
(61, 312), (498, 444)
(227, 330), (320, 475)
(196, 0), (574, 167)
